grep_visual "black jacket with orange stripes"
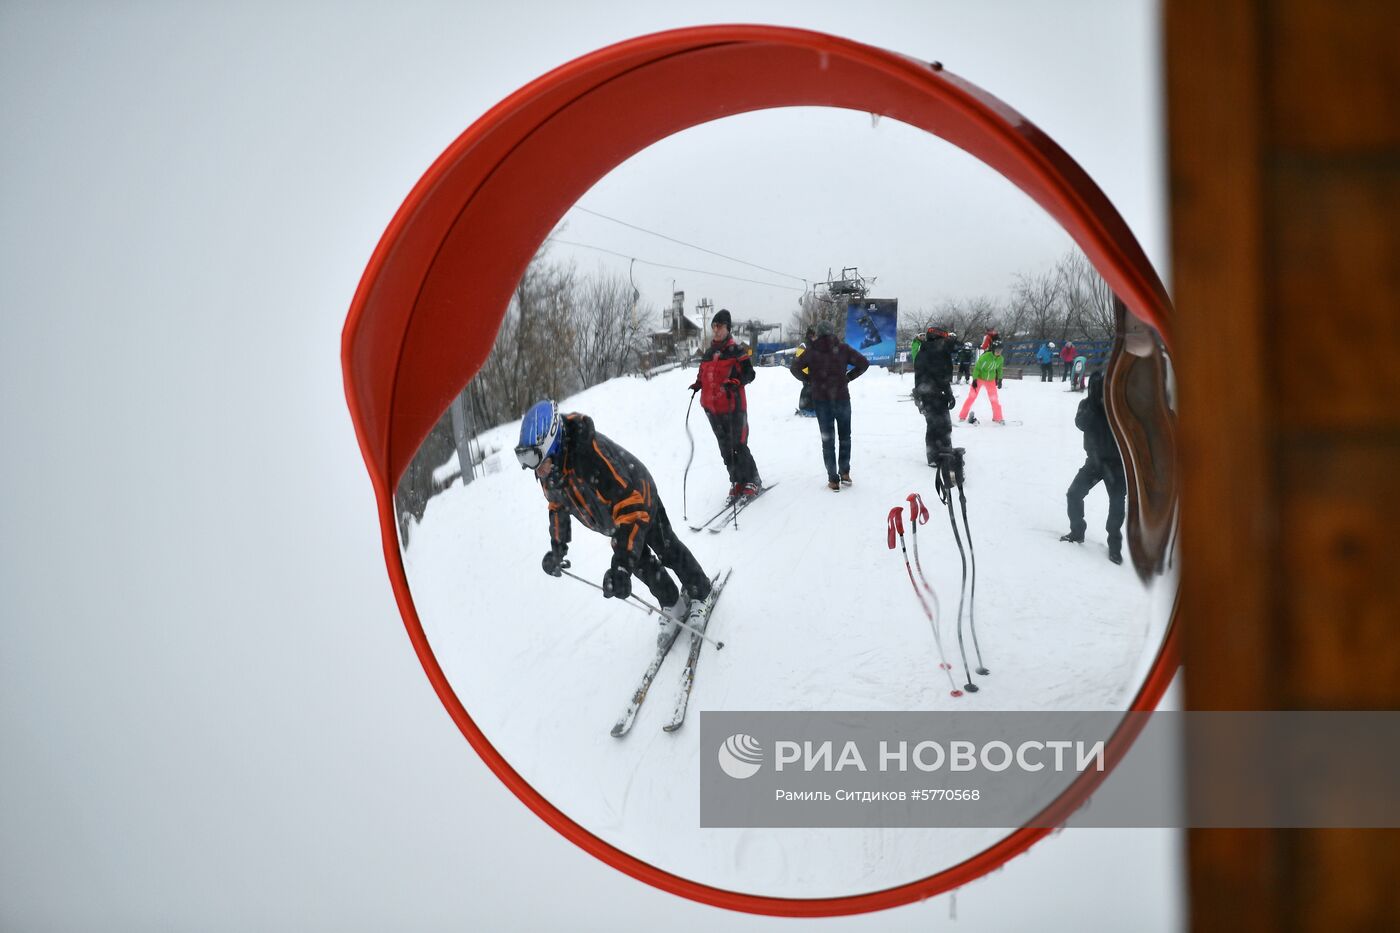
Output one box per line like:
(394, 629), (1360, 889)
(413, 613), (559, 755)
(538, 412), (659, 570)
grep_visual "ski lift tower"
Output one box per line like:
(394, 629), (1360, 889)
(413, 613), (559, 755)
(736, 319), (780, 354)
(822, 267), (870, 303)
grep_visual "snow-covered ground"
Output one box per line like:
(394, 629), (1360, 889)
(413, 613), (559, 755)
(403, 365), (1175, 899)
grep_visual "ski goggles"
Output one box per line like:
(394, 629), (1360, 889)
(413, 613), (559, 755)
(513, 443), (548, 470)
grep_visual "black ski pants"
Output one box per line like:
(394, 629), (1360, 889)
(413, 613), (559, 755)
(923, 405), (953, 465)
(628, 504), (712, 606)
(1066, 455), (1127, 553)
(1040, 362), (1054, 381)
(706, 408), (759, 486)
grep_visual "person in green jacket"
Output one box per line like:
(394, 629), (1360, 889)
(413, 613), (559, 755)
(957, 339), (1006, 423)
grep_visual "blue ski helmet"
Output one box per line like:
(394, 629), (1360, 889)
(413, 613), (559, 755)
(515, 399), (562, 470)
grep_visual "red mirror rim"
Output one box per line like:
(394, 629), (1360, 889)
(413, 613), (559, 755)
(341, 24), (1178, 917)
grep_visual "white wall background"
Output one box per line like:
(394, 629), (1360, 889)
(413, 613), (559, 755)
(0, 2), (1181, 929)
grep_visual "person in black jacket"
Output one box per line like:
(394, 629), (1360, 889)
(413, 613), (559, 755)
(912, 325), (959, 466)
(517, 400), (712, 645)
(955, 341), (975, 384)
(789, 320), (869, 490)
(1060, 370), (1127, 564)
(690, 308), (761, 499)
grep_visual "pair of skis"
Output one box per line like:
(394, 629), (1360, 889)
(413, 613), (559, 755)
(687, 484), (778, 534)
(611, 569), (732, 737)
(956, 414), (1023, 427)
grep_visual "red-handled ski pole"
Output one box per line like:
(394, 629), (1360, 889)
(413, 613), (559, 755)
(904, 492), (951, 672)
(887, 506), (962, 697)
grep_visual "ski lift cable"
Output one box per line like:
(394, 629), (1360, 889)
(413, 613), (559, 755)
(547, 237), (804, 291)
(571, 205), (807, 284)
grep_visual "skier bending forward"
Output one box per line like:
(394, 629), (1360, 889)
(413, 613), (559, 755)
(516, 399), (712, 645)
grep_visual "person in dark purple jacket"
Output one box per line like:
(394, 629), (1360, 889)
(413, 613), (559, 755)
(789, 320), (870, 490)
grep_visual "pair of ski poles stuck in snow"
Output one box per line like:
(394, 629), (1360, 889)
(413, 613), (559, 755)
(887, 449), (990, 697)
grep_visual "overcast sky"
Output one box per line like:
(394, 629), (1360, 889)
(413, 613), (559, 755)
(1, 2), (1176, 929)
(538, 2), (1165, 336)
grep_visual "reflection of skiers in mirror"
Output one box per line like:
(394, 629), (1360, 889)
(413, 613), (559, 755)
(913, 325), (959, 466)
(956, 342), (974, 383)
(1060, 340), (1077, 381)
(690, 308), (761, 500)
(857, 304), (884, 349)
(958, 340), (1006, 424)
(1060, 371), (1127, 564)
(790, 320), (869, 490)
(517, 400), (713, 643)
(794, 325), (816, 416)
(1036, 341), (1057, 381)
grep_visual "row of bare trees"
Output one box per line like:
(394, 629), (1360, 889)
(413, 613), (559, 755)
(468, 252), (654, 429)
(790, 249), (1117, 348)
(899, 250), (1118, 346)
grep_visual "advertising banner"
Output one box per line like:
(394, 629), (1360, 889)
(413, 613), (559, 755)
(845, 299), (898, 365)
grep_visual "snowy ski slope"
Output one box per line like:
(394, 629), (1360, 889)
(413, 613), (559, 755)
(403, 365), (1175, 898)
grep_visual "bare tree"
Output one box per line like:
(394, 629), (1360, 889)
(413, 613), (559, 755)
(471, 253), (580, 427)
(571, 267), (648, 387)
(789, 289), (841, 340)
(1010, 268), (1063, 342)
(1056, 250), (1117, 341)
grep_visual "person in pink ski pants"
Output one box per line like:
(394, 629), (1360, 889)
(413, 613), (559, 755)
(958, 340), (1006, 423)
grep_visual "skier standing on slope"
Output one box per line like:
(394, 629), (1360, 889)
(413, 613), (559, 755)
(955, 341), (975, 383)
(1036, 341), (1057, 382)
(690, 308), (762, 500)
(1060, 371), (1127, 564)
(1060, 340), (1077, 381)
(517, 400), (713, 644)
(913, 324), (959, 466)
(958, 339), (1007, 424)
(789, 320), (869, 490)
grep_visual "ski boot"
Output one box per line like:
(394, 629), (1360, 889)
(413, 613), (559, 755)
(659, 595), (687, 647)
(684, 589), (714, 634)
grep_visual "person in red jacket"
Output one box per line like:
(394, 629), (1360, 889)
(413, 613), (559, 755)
(690, 308), (761, 499)
(788, 320), (870, 490)
(1060, 340), (1077, 381)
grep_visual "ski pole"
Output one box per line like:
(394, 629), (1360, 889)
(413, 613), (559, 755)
(728, 404), (742, 532)
(557, 566), (725, 650)
(953, 473), (989, 675)
(682, 391), (696, 521)
(887, 506), (963, 697)
(904, 492), (952, 669)
(934, 455), (980, 693)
